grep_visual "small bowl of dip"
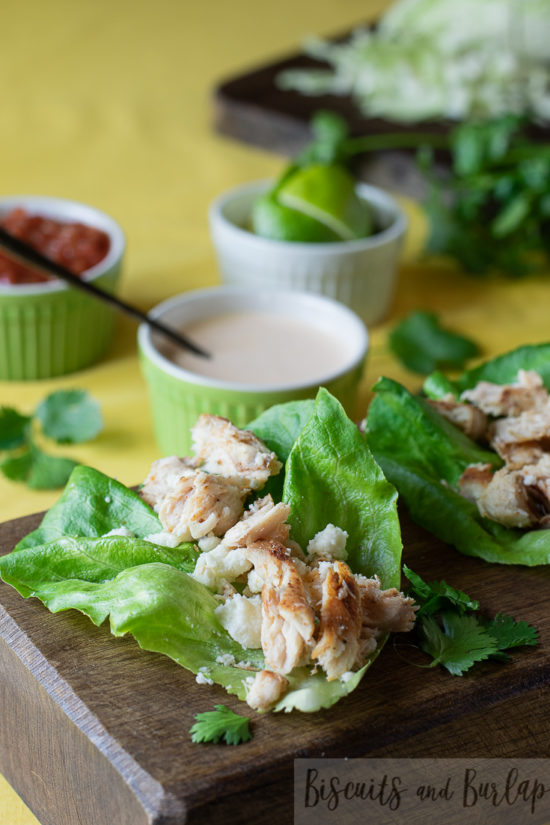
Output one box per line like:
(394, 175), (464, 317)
(138, 286), (368, 455)
(0, 195), (125, 380)
(209, 179), (407, 326)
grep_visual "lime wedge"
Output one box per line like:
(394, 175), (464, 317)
(277, 164), (372, 241)
(251, 193), (341, 243)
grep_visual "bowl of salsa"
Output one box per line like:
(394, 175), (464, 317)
(0, 195), (125, 380)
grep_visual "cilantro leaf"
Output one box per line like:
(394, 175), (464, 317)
(419, 612), (498, 676)
(0, 449), (34, 482)
(190, 705), (252, 746)
(403, 565), (479, 616)
(26, 448), (80, 490)
(405, 567), (539, 676)
(0, 407), (32, 450)
(483, 613), (539, 651)
(35, 390), (103, 444)
(0, 444), (79, 490)
(389, 311), (480, 374)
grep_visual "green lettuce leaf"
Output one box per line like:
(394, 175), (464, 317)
(366, 377), (550, 565)
(1, 391), (404, 713)
(247, 399), (315, 462)
(0, 557), (264, 701)
(16, 465), (161, 550)
(366, 377), (500, 487)
(283, 388), (402, 586)
(1, 536), (199, 598)
(424, 342), (550, 398)
(455, 342), (550, 393)
(247, 399), (315, 502)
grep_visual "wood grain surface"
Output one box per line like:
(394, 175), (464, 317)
(1, 508), (549, 825)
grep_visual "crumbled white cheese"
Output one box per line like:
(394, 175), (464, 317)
(192, 544), (252, 591)
(198, 535), (221, 552)
(144, 530), (181, 548)
(101, 526), (135, 538)
(215, 653), (236, 667)
(339, 671), (355, 683)
(307, 524), (348, 561)
(195, 671), (214, 686)
(104, 496), (111, 504)
(214, 594), (262, 649)
(246, 568), (264, 594)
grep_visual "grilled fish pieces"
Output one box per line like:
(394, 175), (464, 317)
(191, 414), (282, 492)
(224, 495), (290, 549)
(158, 471), (245, 541)
(490, 400), (550, 462)
(246, 670), (289, 711)
(461, 369), (548, 417)
(141, 414), (284, 543)
(429, 397), (488, 441)
(459, 456), (550, 529)
(455, 369), (550, 529)
(246, 540), (316, 675)
(310, 561), (363, 681)
(140, 456), (198, 510)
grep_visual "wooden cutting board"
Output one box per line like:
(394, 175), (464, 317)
(213, 32), (550, 197)
(1, 508), (550, 825)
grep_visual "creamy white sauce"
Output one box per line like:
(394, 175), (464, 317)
(161, 311), (353, 387)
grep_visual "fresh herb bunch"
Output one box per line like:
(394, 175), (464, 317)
(301, 111), (550, 277)
(421, 116), (550, 277)
(404, 566), (539, 676)
(0, 389), (103, 490)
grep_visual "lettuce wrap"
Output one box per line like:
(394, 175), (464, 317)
(0, 389), (403, 713)
(366, 343), (550, 566)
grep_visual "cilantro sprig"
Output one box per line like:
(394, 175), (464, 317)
(0, 390), (103, 490)
(420, 116), (550, 277)
(190, 705), (252, 746)
(404, 566), (539, 676)
(389, 311), (480, 375)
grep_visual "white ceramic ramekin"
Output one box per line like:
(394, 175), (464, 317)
(138, 285), (368, 455)
(209, 180), (407, 326)
(0, 196), (125, 380)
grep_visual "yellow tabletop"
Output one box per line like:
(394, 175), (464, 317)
(1, 0), (550, 822)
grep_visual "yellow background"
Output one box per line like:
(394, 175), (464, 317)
(1, 0), (549, 821)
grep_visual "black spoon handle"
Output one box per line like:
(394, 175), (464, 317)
(0, 225), (210, 359)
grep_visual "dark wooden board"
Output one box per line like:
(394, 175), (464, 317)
(213, 32), (550, 196)
(1, 508), (550, 825)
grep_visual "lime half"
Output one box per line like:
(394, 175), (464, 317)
(277, 164), (372, 241)
(251, 193), (341, 243)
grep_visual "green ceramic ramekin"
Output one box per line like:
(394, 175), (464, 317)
(0, 196), (125, 380)
(138, 286), (368, 455)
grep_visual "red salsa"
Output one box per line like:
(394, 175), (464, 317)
(0, 208), (110, 285)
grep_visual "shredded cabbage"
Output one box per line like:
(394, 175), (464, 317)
(278, 0), (550, 123)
